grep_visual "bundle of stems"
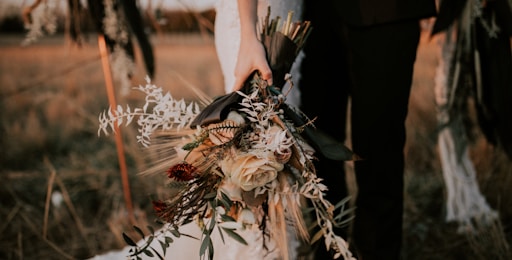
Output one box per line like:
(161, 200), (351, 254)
(259, 8), (312, 54)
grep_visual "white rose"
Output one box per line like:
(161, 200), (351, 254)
(219, 177), (243, 202)
(221, 151), (283, 191)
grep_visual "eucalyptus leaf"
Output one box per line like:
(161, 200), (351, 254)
(150, 246), (164, 260)
(147, 225), (155, 234)
(170, 229), (181, 238)
(164, 236), (174, 244)
(220, 214), (236, 222)
(122, 232), (137, 247)
(133, 225), (145, 240)
(216, 225), (226, 244)
(159, 240), (167, 256)
(203, 191), (217, 199)
(219, 192), (232, 209)
(199, 235), (211, 257)
(221, 227), (248, 245)
(143, 249), (154, 257)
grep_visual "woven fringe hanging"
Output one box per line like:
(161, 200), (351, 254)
(433, 2), (498, 232)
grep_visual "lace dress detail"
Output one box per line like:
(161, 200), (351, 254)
(214, 0), (304, 107)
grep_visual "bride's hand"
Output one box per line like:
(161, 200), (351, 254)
(231, 0), (272, 92)
(231, 38), (272, 92)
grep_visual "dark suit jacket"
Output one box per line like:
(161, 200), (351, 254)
(332, 0), (437, 26)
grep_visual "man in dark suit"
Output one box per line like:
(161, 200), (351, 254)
(298, 1), (437, 259)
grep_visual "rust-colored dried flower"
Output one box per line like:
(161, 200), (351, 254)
(152, 200), (167, 214)
(167, 162), (197, 181)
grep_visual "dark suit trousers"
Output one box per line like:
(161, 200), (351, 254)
(299, 11), (421, 260)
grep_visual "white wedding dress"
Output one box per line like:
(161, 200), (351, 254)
(90, 1), (304, 260)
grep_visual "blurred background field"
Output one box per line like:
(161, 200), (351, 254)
(1, 3), (511, 260)
(0, 31), (223, 259)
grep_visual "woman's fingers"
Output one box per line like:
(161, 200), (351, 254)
(231, 60), (273, 92)
(231, 69), (272, 92)
(258, 65), (273, 86)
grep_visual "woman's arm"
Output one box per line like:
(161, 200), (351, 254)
(231, 0), (272, 91)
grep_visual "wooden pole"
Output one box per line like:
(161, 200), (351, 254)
(97, 34), (135, 225)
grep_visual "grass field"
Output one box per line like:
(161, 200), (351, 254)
(0, 32), (511, 259)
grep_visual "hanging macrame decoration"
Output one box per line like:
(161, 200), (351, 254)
(21, 0), (58, 46)
(434, 29), (498, 232)
(432, 0), (512, 256)
(87, 0), (155, 96)
(21, 0), (155, 96)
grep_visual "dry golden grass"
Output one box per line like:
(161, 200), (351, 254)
(0, 32), (510, 260)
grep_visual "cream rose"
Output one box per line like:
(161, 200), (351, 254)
(219, 177), (243, 202)
(221, 151), (283, 191)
